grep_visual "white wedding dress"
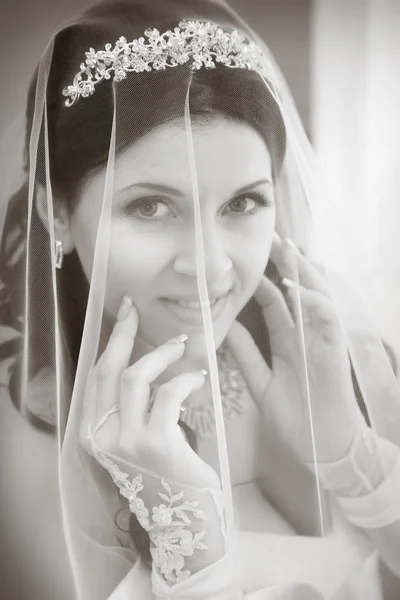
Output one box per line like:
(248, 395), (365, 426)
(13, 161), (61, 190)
(106, 392), (384, 600)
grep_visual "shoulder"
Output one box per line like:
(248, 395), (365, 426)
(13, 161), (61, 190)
(24, 365), (58, 428)
(0, 355), (57, 430)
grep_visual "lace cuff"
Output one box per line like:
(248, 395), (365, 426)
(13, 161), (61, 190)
(87, 418), (227, 586)
(306, 427), (400, 528)
(152, 551), (243, 600)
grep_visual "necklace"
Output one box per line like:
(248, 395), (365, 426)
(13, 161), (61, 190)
(178, 343), (248, 438)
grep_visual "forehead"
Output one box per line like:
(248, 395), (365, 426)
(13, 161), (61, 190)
(113, 118), (272, 195)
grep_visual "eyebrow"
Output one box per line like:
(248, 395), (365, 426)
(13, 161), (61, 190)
(116, 178), (273, 198)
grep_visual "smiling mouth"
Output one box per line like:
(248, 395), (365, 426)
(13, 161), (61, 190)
(172, 296), (225, 310)
(160, 291), (231, 325)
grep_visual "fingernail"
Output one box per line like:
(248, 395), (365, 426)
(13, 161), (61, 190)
(192, 369), (208, 378)
(167, 334), (189, 345)
(192, 369), (207, 388)
(285, 238), (298, 251)
(281, 277), (297, 288)
(117, 296), (132, 321)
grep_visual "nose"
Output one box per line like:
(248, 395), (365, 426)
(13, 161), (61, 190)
(173, 224), (233, 284)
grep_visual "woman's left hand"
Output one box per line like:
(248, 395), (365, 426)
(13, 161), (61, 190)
(226, 235), (364, 464)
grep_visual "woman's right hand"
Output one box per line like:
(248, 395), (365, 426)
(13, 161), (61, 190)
(80, 297), (227, 587)
(80, 296), (220, 491)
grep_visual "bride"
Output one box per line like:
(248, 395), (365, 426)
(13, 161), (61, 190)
(1, 0), (400, 598)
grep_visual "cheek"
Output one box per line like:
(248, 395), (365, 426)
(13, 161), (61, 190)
(70, 215), (100, 279)
(104, 227), (175, 315)
(231, 212), (275, 285)
(235, 243), (270, 294)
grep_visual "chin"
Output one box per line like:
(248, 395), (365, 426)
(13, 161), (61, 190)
(182, 322), (230, 358)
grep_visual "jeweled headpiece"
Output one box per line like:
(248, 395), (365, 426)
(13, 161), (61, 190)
(62, 20), (272, 107)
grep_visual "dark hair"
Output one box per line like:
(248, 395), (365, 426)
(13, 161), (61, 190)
(0, 0), (285, 565)
(2, 0), (285, 407)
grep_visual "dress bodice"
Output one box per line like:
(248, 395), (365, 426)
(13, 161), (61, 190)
(195, 391), (382, 599)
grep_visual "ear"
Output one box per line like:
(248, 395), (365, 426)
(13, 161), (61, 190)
(35, 184), (75, 254)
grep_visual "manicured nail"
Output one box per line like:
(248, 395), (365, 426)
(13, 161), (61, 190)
(281, 277), (297, 288)
(192, 369), (208, 389)
(117, 296), (132, 321)
(167, 334), (189, 345)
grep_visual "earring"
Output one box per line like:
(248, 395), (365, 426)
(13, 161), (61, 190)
(55, 239), (64, 269)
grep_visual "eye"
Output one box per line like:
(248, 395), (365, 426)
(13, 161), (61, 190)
(228, 197), (257, 213)
(222, 193), (272, 216)
(124, 197), (173, 219)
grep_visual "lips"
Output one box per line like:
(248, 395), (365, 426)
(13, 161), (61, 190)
(174, 296), (224, 310)
(160, 291), (231, 326)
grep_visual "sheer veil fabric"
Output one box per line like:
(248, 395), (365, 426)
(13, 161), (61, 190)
(1, 1), (400, 599)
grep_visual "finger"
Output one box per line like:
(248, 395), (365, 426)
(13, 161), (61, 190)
(293, 248), (331, 296)
(283, 283), (337, 321)
(280, 278), (307, 324)
(119, 335), (188, 428)
(95, 297), (138, 422)
(269, 234), (297, 280)
(79, 367), (100, 453)
(282, 282), (341, 342)
(271, 235), (330, 296)
(225, 320), (272, 402)
(149, 370), (207, 430)
(99, 297), (138, 370)
(254, 275), (295, 335)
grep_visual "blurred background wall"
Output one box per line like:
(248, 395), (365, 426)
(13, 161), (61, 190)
(311, 0), (400, 363)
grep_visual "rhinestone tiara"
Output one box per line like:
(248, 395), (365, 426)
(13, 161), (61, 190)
(62, 20), (272, 107)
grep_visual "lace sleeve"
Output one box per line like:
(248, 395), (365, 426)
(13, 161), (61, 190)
(87, 419), (228, 588)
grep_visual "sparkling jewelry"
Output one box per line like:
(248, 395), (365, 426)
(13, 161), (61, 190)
(63, 20), (273, 107)
(178, 342), (248, 438)
(55, 239), (64, 269)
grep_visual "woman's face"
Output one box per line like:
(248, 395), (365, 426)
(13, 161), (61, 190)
(68, 117), (275, 363)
